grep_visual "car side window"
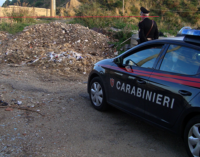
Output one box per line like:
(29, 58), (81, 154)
(123, 45), (164, 68)
(160, 45), (200, 75)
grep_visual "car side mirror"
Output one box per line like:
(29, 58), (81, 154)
(114, 57), (123, 66)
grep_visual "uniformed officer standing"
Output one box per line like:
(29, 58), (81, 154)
(138, 7), (159, 44)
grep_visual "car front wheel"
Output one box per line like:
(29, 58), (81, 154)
(184, 115), (200, 157)
(89, 77), (108, 111)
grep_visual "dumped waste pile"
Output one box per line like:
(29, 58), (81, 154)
(0, 31), (12, 40)
(0, 22), (116, 75)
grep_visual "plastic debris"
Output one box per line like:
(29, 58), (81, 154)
(17, 101), (22, 105)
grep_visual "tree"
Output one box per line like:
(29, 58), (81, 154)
(2, 0), (11, 7)
(10, 0), (18, 5)
(35, 1), (44, 7)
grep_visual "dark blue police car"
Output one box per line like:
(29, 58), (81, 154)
(87, 28), (200, 157)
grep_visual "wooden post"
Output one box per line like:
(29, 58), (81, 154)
(123, 0), (124, 15)
(50, 0), (56, 17)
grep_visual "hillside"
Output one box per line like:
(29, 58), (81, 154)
(2, 0), (200, 35)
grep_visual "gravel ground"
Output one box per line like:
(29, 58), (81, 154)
(0, 64), (188, 157)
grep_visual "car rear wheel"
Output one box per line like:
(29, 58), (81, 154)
(89, 77), (108, 111)
(184, 115), (200, 157)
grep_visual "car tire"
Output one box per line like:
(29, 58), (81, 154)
(89, 77), (108, 111)
(184, 115), (200, 157)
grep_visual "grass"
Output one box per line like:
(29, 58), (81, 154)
(0, 22), (32, 34)
(37, 17), (61, 21)
(159, 28), (179, 36)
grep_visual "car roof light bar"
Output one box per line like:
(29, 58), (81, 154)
(178, 28), (200, 36)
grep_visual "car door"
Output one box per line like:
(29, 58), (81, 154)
(107, 44), (166, 117)
(146, 44), (200, 128)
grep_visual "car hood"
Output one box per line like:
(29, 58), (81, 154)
(95, 58), (114, 66)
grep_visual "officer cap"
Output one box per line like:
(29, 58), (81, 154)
(140, 7), (150, 14)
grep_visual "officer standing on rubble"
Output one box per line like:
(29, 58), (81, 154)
(138, 7), (159, 44)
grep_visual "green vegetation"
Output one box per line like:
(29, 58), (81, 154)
(3, 0), (199, 32)
(37, 17), (60, 21)
(75, 0), (199, 35)
(35, 1), (44, 7)
(70, 2), (138, 37)
(1, 0), (200, 44)
(0, 1), (38, 34)
(0, 22), (32, 34)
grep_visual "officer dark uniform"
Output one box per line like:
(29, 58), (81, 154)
(138, 7), (159, 44)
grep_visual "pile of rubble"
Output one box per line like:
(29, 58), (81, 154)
(0, 22), (116, 75)
(0, 31), (12, 41)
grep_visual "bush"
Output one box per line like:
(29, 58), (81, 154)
(114, 31), (132, 41)
(72, 2), (113, 28)
(35, 1), (44, 7)
(71, 2), (139, 30)
(114, 0), (123, 8)
(113, 20), (127, 29)
(130, 6), (139, 15)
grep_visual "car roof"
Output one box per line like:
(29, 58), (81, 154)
(158, 36), (184, 41)
(152, 36), (200, 48)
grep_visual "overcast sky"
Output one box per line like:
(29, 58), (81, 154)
(0, 0), (5, 6)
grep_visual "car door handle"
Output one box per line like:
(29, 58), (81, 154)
(137, 80), (146, 84)
(114, 72), (123, 76)
(178, 90), (192, 96)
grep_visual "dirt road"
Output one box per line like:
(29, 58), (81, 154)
(0, 64), (187, 157)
